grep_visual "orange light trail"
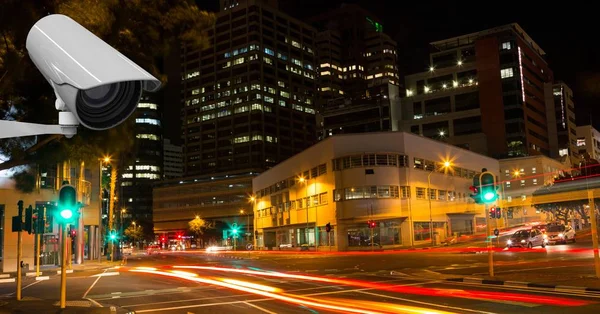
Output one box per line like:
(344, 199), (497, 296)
(130, 268), (391, 314)
(170, 265), (592, 307)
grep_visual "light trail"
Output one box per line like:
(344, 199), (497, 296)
(169, 265), (592, 307)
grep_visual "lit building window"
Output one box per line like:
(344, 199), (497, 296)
(138, 102), (157, 110)
(520, 180), (525, 186)
(291, 58), (302, 66)
(264, 96), (274, 103)
(233, 57), (245, 65)
(266, 136), (277, 143)
(291, 40), (301, 48)
(122, 173), (133, 178)
(234, 105), (248, 114)
(532, 167), (536, 174)
(136, 173), (161, 179)
(577, 138), (586, 147)
(234, 136), (250, 143)
(320, 71), (331, 76)
(191, 89), (200, 95)
(135, 118), (160, 126)
(280, 91), (290, 98)
(135, 165), (160, 172)
(321, 87), (331, 92)
(533, 179), (538, 185)
(501, 42), (512, 50)
(185, 71), (199, 80)
(136, 134), (159, 141)
(501, 68), (514, 79)
(264, 47), (275, 56)
(263, 57), (273, 65)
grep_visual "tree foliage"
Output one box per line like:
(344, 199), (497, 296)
(0, 0), (215, 173)
(188, 216), (212, 236)
(534, 200), (592, 223)
(124, 224), (144, 242)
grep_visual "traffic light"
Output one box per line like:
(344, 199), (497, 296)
(469, 175), (481, 204)
(69, 227), (76, 238)
(479, 172), (498, 204)
(58, 184), (78, 224)
(495, 207), (502, 219)
(24, 205), (33, 234)
(109, 229), (117, 241)
(325, 223), (332, 233)
(489, 207), (496, 219)
(367, 220), (376, 228)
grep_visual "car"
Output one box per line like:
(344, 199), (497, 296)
(507, 229), (547, 248)
(545, 224), (576, 244)
(122, 246), (132, 255)
(146, 245), (161, 255)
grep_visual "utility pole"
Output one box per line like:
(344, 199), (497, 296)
(59, 224), (67, 308)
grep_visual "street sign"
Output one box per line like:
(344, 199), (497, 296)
(493, 229), (499, 237)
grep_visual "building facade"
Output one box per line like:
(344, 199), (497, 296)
(181, 0), (318, 176)
(251, 132), (500, 251)
(121, 94), (163, 232)
(163, 139), (183, 179)
(0, 161), (101, 272)
(399, 24), (558, 159)
(553, 82), (577, 158)
(153, 170), (257, 246)
(498, 156), (566, 226)
(576, 125), (600, 160)
(310, 4), (401, 139)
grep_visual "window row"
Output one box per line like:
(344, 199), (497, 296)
(333, 186), (401, 201)
(413, 158), (478, 179)
(257, 192), (328, 217)
(256, 163), (327, 198)
(332, 154), (408, 170)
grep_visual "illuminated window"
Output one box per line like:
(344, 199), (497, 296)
(501, 42), (512, 50)
(191, 89), (200, 95)
(294, 104), (304, 112)
(202, 113), (216, 121)
(251, 103), (263, 111)
(264, 96), (274, 103)
(320, 63), (330, 68)
(234, 136), (249, 143)
(217, 109), (231, 117)
(532, 167), (536, 174)
(277, 81), (285, 88)
(277, 52), (287, 60)
(234, 105), (248, 114)
(321, 87), (331, 92)
(520, 180), (525, 186)
(320, 71), (331, 76)
(266, 136), (277, 143)
(136, 173), (161, 180)
(135, 118), (160, 126)
(280, 91), (290, 98)
(263, 57), (273, 65)
(233, 57), (244, 65)
(185, 71), (199, 79)
(500, 68), (514, 79)
(136, 134), (159, 141)
(122, 173), (133, 178)
(138, 102), (158, 110)
(507, 196), (512, 202)
(135, 165), (160, 172)
(291, 40), (301, 48)
(577, 138), (586, 147)
(533, 179), (538, 185)
(304, 107), (315, 114)
(292, 58), (302, 66)
(251, 134), (263, 141)
(264, 47), (275, 56)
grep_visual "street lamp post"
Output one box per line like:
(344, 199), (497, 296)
(299, 176), (309, 246)
(240, 209), (250, 243)
(427, 161), (452, 245)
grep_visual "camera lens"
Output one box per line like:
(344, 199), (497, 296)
(76, 81), (142, 130)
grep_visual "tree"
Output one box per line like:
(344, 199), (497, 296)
(188, 216), (210, 237)
(124, 224), (144, 248)
(0, 0), (215, 177)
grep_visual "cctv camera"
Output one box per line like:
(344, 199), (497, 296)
(25, 14), (161, 130)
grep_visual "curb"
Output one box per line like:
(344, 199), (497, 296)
(445, 277), (600, 293)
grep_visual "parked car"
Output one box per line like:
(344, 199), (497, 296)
(146, 245), (161, 255)
(122, 246), (132, 255)
(507, 229), (547, 248)
(545, 224), (576, 244)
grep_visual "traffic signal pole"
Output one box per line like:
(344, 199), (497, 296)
(16, 229), (22, 301)
(60, 224), (67, 308)
(486, 204), (495, 277)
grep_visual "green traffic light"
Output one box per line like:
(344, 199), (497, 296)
(483, 192), (495, 201)
(232, 229), (238, 234)
(110, 234), (116, 240)
(60, 209), (73, 219)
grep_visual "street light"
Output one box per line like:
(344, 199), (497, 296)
(240, 209), (250, 243)
(427, 160), (453, 245)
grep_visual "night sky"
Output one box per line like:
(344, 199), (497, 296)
(174, 0), (600, 142)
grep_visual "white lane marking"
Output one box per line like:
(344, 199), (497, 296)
(35, 276), (49, 281)
(0, 278), (15, 283)
(91, 272), (119, 277)
(244, 302), (278, 314)
(83, 269), (106, 299)
(111, 292), (122, 294)
(358, 291), (496, 314)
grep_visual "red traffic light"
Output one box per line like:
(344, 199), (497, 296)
(177, 234), (182, 239)
(161, 237), (165, 241)
(469, 186), (478, 193)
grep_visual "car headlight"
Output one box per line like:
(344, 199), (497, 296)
(559, 233), (564, 238)
(543, 234), (548, 239)
(507, 240), (512, 245)
(521, 239), (526, 243)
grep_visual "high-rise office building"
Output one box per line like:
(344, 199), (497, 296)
(163, 139), (183, 179)
(308, 4), (401, 139)
(181, 0), (318, 176)
(122, 94), (163, 229)
(553, 82), (577, 158)
(400, 24), (558, 159)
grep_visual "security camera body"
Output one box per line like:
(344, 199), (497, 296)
(26, 14), (161, 130)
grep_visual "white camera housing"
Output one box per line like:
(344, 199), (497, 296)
(26, 14), (161, 130)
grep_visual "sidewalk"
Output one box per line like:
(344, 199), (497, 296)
(0, 297), (131, 313)
(2, 258), (121, 278)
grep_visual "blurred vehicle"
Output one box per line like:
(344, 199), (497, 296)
(146, 245), (161, 255)
(122, 246), (132, 255)
(507, 229), (547, 248)
(206, 246), (231, 252)
(531, 224), (547, 233)
(545, 224), (576, 244)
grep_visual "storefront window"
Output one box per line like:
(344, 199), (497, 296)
(347, 219), (402, 247)
(413, 221), (445, 241)
(318, 227), (336, 246)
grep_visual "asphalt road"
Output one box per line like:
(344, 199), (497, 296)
(0, 232), (598, 313)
